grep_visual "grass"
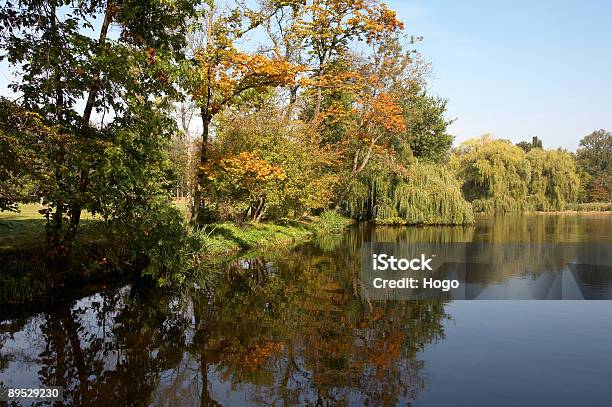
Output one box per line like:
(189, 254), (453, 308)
(0, 204), (47, 250)
(191, 222), (310, 255)
(188, 211), (351, 258)
(0, 204), (99, 250)
(2, 204), (351, 257)
(566, 202), (612, 212)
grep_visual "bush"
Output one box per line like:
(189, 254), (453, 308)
(311, 210), (351, 235)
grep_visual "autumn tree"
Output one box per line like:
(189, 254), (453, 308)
(183, 2), (302, 225)
(290, 0), (404, 119)
(204, 108), (340, 221)
(330, 75), (407, 208)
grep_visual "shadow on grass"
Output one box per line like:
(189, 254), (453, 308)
(0, 219), (128, 305)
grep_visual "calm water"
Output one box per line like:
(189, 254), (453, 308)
(1, 214), (611, 406)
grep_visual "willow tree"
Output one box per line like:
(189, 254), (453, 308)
(183, 2), (301, 226)
(347, 158), (474, 225)
(452, 135), (531, 213)
(526, 148), (580, 210)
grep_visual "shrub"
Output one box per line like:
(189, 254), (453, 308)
(311, 210), (351, 235)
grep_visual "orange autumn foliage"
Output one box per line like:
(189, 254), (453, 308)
(193, 47), (303, 115)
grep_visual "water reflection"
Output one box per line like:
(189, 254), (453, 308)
(0, 214), (610, 405)
(1, 271), (447, 405)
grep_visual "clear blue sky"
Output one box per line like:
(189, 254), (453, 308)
(385, 0), (612, 150)
(1, 0), (610, 150)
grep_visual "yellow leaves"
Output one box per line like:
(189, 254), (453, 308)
(203, 150), (286, 186)
(293, 0), (404, 48)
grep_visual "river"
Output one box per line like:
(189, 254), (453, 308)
(1, 214), (611, 406)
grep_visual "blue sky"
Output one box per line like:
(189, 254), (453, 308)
(385, 0), (612, 150)
(1, 0), (610, 150)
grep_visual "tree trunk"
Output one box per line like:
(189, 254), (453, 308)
(312, 86), (322, 121)
(47, 1), (64, 252)
(311, 59), (325, 122)
(253, 198), (266, 222)
(334, 142), (376, 211)
(190, 109), (211, 227)
(285, 85), (299, 119)
(67, 1), (114, 242)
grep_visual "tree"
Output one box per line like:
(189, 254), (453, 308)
(526, 148), (580, 210)
(516, 136), (543, 152)
(403, 94), (454, 163)
(0, 0), (200, 250)
(576, 129), (612, 202)
(0, 98), (56, 212)
(203, 108), (340, 221)
(453, 135), (582, 212)
(330, 80), (407, 208)
(183, 2), (302, 226)
(291, 0), (404, 119)
(452, 135), (532, 212)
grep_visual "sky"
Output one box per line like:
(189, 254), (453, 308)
(384, 0), (612, 150)
(1, 0), (611, 150)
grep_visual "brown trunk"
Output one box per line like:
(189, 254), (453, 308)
(190, 109), (211, 227)
(285, 85), (298, 119)
(67, 1), (114, 241)
(312, 86), (322, 121)
(334, 142), (376, 211)
(253, 198), (266, 222)
(80, 2), (114, 127)
(61, 306), (89, 404)
(311, 58), (325, 122)
(46, 1), (64, 251)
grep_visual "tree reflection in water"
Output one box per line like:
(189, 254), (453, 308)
(0, 234), (448, 406)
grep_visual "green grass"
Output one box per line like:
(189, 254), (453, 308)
(190, 212), (352, 257)
(0, 204), (100, 250)
(2, 204), (351, 261)
(190, 221), (314, 256)
(566, 202), (612, 212)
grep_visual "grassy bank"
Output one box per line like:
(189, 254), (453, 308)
(1, 205), (351, 302)
(566, 202), (612, 212)
(189, 211), (352, 257)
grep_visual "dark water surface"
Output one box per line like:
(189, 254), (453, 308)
(1, 214), (611, 406)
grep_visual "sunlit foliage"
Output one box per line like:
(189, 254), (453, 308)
(453, 135), (582, 212)
(202, 108), (340, 221)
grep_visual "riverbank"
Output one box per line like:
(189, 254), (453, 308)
(0, 205), (352, 303)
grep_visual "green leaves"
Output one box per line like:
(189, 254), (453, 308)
(452, 136), (582, 213)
